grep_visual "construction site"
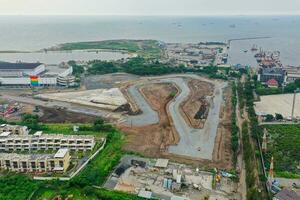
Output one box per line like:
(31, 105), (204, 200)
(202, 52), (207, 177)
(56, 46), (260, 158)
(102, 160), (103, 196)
(0, 73), (233, 169)
(104, 155), (239, 200)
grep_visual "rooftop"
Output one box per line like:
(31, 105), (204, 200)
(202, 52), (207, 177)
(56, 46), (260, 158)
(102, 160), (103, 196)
(54, 148), (69, 158)
(0, 132), (11, 137)
(5, 132), (95, 140)
(155, 159), (169, 168)
(0, 62), (42, 70)
(261, 67), (285, 75)
(0, 152), (53, 160)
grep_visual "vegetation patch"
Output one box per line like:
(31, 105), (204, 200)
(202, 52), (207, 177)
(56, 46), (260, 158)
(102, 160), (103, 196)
(56, 39), (163, 58)
(231, 82), (239, 167)
(263, 124), (300, 178)
(0, 175), (40, 200)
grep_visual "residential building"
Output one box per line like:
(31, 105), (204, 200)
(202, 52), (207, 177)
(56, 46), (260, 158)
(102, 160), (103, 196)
(0, 148), (70, 173)
(0, 124), (29, 135)
(0, 131), (95, 152)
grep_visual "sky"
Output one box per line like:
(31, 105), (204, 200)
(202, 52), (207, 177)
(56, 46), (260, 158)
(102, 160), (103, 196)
(1, 0), (300, 15)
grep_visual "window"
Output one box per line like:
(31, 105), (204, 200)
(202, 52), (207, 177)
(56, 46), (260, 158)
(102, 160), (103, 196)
(40, 162), (45, 169)
(31, 162), (36, 168)
(13, 161), (18, 168)
(50, 161), (55, 168)
(5, 160), (10, 167)
(22, 162), (27, 168)
(59, 161), (64, 167)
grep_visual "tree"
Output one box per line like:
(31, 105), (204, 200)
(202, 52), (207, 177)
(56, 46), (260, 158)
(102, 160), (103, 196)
(21, 113), (40, 130)
(265, 114), (274, 122)
(93, 118), (105, 131)
(88, 61), (118, 75)
(275, 113), (284, 121)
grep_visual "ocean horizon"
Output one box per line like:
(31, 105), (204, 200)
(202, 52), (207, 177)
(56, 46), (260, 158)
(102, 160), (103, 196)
(1, 15), (300, 66)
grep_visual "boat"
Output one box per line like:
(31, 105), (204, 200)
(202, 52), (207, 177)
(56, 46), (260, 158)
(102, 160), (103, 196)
(251, 44), (258, 51)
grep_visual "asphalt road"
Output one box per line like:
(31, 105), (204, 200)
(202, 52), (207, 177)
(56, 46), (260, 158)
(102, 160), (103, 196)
(165, 78), (227, 159)
(122, 83), (159, 126)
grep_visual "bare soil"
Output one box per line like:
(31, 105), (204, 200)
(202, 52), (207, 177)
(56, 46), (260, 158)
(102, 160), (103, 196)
(180, 78), (214, 129)
(212, 86), (233, 169)
(120, 80), (233, 169)
(40, 107), (97, 123)
(119, 83), (180, 157)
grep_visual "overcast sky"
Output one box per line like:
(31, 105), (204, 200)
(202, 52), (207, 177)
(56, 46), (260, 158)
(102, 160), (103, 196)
(1, 0), (300, 15)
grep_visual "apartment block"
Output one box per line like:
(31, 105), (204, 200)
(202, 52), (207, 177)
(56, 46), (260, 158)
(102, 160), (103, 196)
(0, 131), (95, 152)
(0, 124), (29, 135)
(0, 148), (70, 173)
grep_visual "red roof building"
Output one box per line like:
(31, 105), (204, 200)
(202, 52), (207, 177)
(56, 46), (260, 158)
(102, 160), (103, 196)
(266, 79), (279, 88)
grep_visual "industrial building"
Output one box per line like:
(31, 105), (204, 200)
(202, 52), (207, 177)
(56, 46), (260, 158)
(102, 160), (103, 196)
(0, 148), (70, 173)
(0, 62), (75, 87)
(257, 67), (286, 86)
(0, 124), (29, 136)
(0, 131), (95, 152)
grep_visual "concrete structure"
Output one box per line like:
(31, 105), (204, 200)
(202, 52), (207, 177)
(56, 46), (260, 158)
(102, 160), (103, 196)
(0, 124), (29, 136)
(254, 93), (300, 118)
(0, 131), (95, 152)
(0, 62), (75, 87)
(257, 67), (286, 85)
(155, 159), (169, 168)
(36, 88), (128, 111)
(273, 188), (300, 200)
(0, 148), (70, 173)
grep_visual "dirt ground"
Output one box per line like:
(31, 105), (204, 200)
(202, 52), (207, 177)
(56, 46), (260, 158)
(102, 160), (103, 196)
(120, 81), (233, 170)
(180, 78), (214, 129)
(161, 85), (233, 169)
(212, 86), (233, 169)
(39, 107), (97, 123)
(119, 83), (180, 156)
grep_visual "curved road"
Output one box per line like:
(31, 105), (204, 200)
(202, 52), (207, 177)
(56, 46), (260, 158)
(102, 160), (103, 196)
(124, 74), (227, 160)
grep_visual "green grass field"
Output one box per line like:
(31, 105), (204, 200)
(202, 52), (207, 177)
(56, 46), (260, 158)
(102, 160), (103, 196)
(58, 39), (163, 58)
(263, 124), (300, 178)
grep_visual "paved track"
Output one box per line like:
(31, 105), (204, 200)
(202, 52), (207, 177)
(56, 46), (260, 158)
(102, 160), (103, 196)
(124, 74), (227, 159)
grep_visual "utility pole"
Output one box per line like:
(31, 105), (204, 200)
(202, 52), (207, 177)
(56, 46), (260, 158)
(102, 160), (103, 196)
(291, 88), (300, 119)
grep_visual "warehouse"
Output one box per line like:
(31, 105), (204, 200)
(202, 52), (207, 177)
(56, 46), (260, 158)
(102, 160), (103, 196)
(0, 62), (75, 87)
(0, 62), (45, 77)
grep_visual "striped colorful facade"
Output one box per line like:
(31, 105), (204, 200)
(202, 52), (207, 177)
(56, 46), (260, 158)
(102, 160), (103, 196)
(30, 75), (39, 86)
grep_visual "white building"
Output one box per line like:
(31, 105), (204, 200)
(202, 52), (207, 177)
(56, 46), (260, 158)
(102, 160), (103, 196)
(0, 131), (96, 152)
(284, 66), (300, 83)
(0, 62), (75, 87)
(0, 124), (29, 136)
(0, 62), (45, 77)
